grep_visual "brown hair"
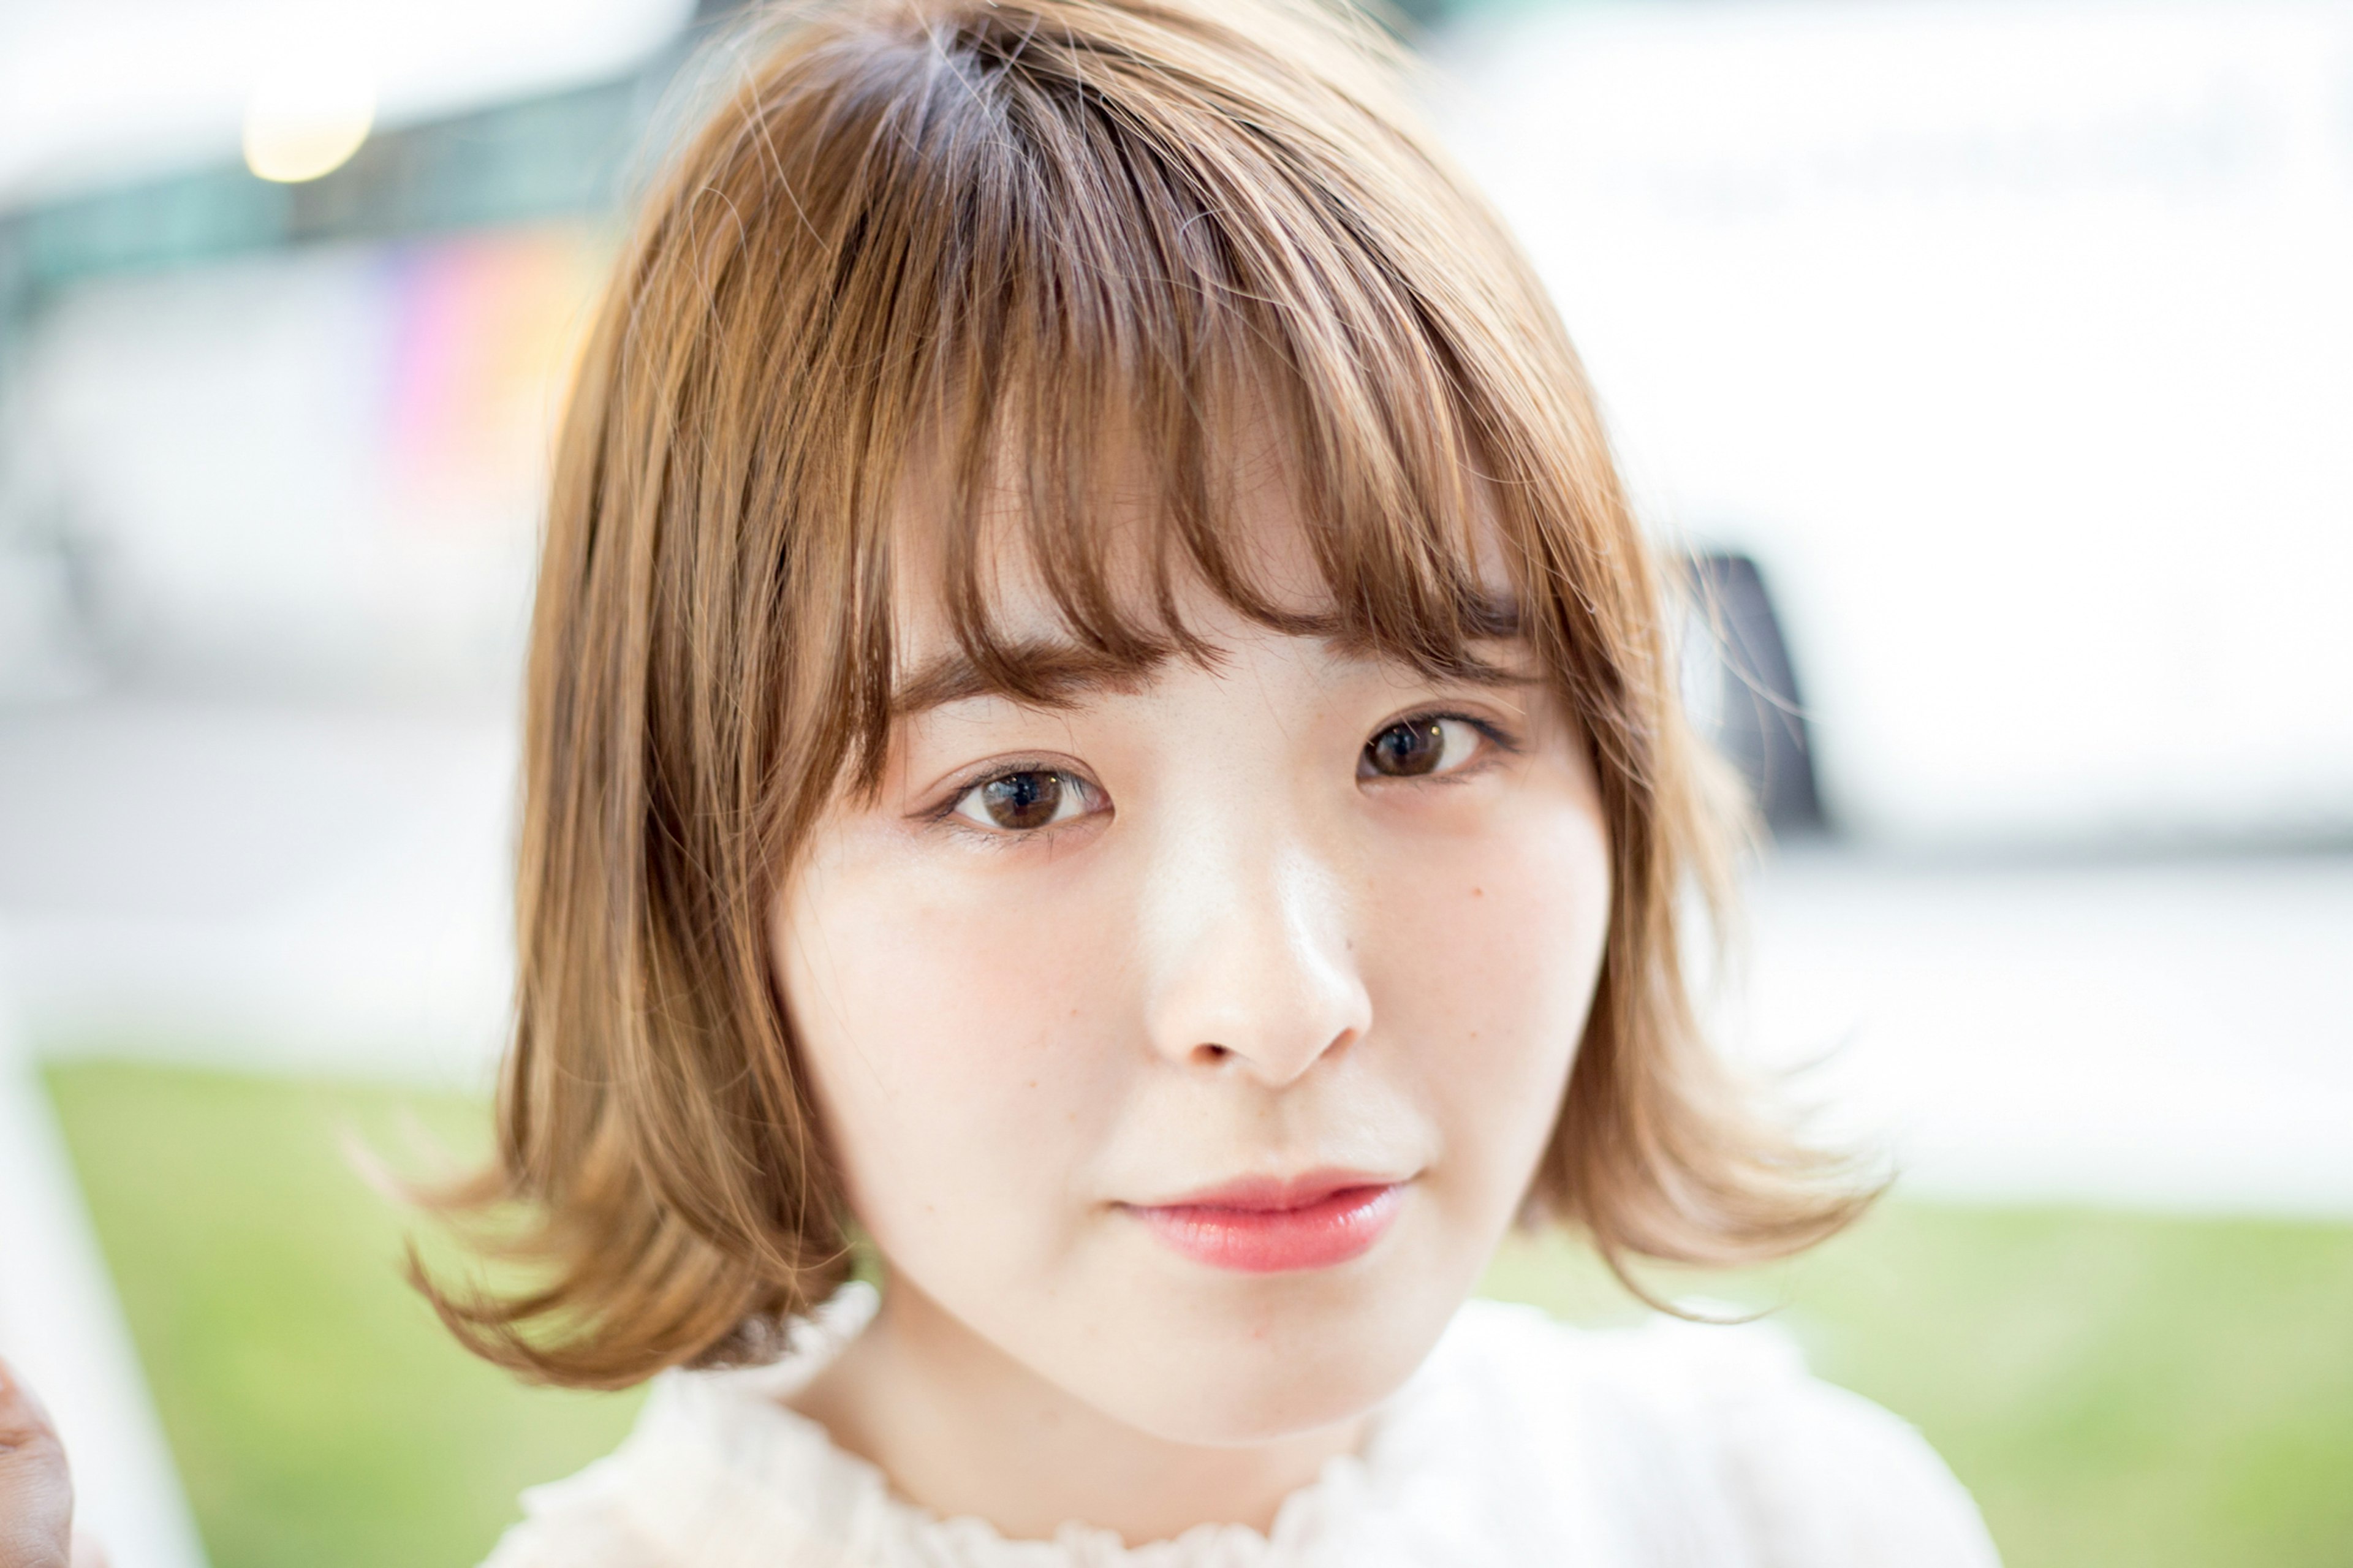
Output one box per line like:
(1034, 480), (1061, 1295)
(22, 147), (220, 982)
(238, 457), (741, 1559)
(417, 0), (1867, 1388)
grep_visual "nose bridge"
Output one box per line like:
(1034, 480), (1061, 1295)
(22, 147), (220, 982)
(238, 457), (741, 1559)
(1138, 784), (1371, 1085)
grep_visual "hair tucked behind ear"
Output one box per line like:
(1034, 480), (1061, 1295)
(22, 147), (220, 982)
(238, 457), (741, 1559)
(409, 0), (1872, 1389)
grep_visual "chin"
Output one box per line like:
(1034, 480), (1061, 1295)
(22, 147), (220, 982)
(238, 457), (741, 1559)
(1067, 1263), (1463, 1446)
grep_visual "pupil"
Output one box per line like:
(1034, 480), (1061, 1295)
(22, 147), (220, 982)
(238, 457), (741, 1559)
(983, 770), (1062, 829)
(1371, 719), (1443, 777)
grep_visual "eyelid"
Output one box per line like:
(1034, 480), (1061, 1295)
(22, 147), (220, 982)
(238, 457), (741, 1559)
(922, 751), (1077, 806)
(1361, 708), (1523, 780)
(923, 756), (1107, 836)
(1439, 709), (1521, 751)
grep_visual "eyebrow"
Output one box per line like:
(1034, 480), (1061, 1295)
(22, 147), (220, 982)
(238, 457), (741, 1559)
(889, 621), (1534, 719)
(891, 640), (1164, 717)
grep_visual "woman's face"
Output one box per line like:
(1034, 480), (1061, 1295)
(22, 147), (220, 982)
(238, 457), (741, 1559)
(770, 483), (1613, 1446)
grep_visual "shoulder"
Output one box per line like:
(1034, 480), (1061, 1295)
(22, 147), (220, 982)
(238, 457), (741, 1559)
(477, 1471), (645, 1568)
(1437, 1298), (2003, 1568)
(482, 1358), (900, 1567)
(477, 1290), (891, 1568)
(475, 1444), (660, 1568)
(480, 1363), (878, 1568)
(474, 1369), (734, 1568)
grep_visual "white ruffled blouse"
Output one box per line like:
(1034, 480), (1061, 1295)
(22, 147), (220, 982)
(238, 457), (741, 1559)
(482, 1284), (2001, 1567)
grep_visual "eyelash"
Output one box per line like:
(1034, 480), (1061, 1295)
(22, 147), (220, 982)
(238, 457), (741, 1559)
(925, 707), (1523, 840)
(1366, 708), (1523, 779)
(925, 757), (1099, 840)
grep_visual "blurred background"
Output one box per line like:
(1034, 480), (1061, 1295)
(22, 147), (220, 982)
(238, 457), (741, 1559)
(0, 0), (2346, 1564)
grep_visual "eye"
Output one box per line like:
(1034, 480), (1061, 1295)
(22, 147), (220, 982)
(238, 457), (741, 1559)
(1362, 716), (1486, 779)
(949, 768), (1095, 832)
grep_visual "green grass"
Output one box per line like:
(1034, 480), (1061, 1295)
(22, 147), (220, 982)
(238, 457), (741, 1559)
(44, 1061), (642, 1568)
(1482, 1211), (2353, 1568)
(44, 1059), (2353, 1568)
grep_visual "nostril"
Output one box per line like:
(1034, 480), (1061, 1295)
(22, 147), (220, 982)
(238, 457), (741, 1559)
(1195, 1043), (1232, 1064)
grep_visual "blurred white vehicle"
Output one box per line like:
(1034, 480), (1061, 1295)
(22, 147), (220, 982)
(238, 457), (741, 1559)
(1430, 0), (2353, 849)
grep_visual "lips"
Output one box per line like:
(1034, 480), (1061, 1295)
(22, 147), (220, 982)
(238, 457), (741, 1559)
(1125, 1172), (1408, 1273)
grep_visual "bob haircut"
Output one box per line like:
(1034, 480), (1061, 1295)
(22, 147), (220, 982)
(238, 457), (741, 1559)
(420, 0), (1866, 1387)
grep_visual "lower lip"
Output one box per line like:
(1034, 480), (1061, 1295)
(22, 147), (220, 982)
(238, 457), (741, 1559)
(1131, 1184), (1406, 1273)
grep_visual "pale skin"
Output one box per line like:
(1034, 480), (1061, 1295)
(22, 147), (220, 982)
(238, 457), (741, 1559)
(772, 477), (1616, 1545)
(0, 487), (1610, 1564)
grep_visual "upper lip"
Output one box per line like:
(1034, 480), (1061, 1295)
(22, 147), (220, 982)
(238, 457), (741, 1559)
(1132, 1168), (1409, 1213)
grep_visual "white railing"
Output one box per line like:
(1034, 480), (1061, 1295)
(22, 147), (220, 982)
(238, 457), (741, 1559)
(0, 994), (209, 1568)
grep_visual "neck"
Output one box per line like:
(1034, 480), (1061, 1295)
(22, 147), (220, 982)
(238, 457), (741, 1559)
(784, 1277), (1370, 1546)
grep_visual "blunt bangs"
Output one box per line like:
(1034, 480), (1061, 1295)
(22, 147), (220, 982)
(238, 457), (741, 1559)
(731, 0), (1564, 790)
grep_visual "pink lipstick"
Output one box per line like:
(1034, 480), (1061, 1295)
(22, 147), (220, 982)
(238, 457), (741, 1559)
(1127, 1173), (1406, 1273)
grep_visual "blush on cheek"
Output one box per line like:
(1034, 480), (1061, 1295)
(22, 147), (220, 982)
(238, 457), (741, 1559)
(777, 862), (1127, 1266)
(1428, 819), (1608, 1004)
(1358, 806), (1609, 1205)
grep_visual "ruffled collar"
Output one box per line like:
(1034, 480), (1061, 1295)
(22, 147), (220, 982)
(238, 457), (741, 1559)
(620, 1283), (1513, 1567)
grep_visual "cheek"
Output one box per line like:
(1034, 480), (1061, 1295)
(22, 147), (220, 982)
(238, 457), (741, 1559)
(1365, 795), (1611, 1191)
(772, 852), (1121, 1262)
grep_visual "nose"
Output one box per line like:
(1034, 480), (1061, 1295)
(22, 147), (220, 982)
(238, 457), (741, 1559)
(1138, 811), (1373, 1087)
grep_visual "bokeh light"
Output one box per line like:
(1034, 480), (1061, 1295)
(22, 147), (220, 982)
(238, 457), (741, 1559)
(241, 45), (375, 183)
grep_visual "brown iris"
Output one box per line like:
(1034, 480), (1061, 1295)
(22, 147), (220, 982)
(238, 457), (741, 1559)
(1365, 718), (1446, 778)
(978, 770), (1065, 829)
